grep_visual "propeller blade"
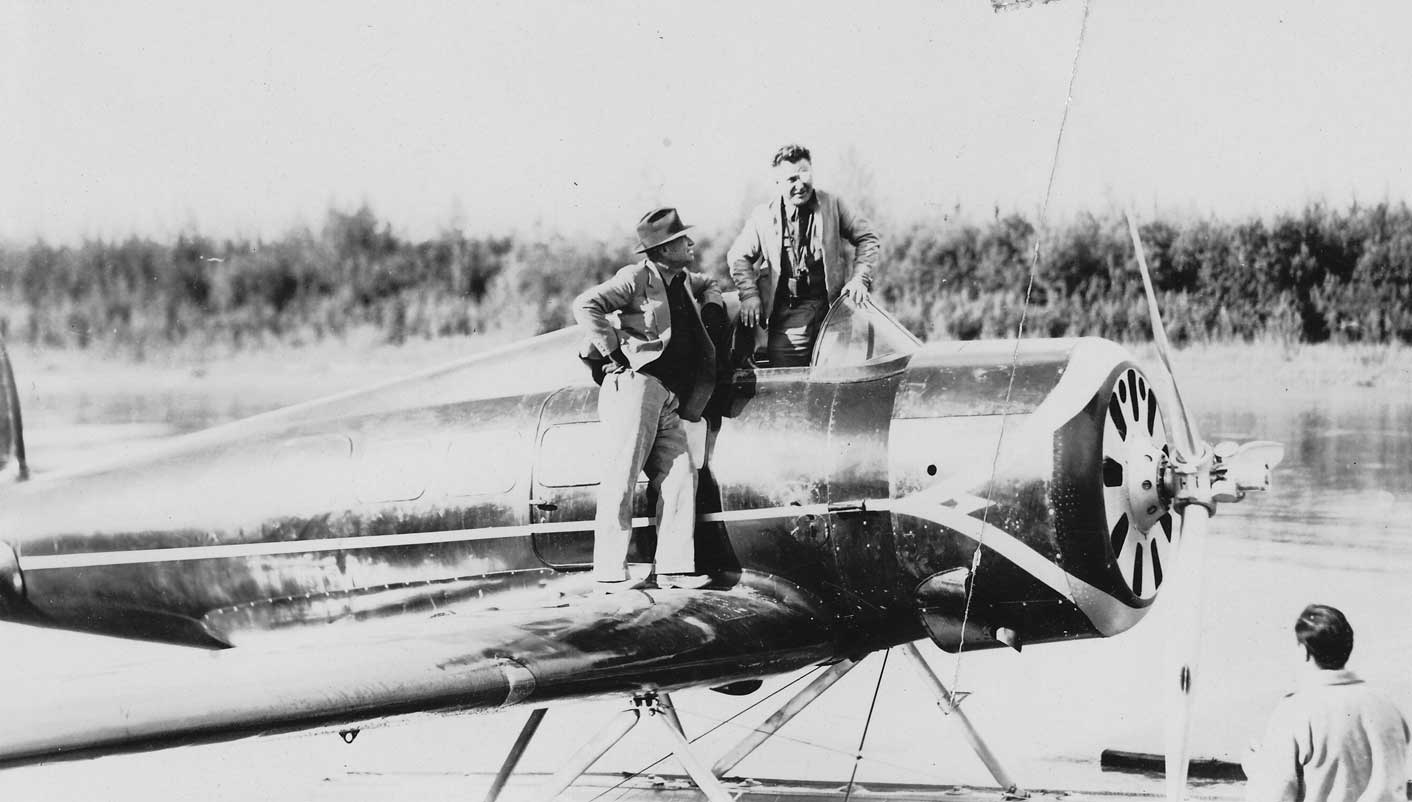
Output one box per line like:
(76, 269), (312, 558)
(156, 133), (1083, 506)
(1124, 210), (1214, 802)
(1163, 502), (1210, 802)
(1124, 210), (1201, 458)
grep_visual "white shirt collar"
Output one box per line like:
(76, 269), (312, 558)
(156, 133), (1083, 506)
(1300, 667), (1362, 689)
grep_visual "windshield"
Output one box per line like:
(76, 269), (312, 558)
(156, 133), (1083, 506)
(811, 298), (922, 368)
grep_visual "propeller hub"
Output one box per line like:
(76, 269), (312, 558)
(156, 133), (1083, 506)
(1122, 440), (1169, 533)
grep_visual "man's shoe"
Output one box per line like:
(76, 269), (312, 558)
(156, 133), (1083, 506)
(657, 573), (715, 590)
(594, 577), (649, 594)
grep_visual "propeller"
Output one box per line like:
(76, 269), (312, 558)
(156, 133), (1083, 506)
(1125, 212), (1200, 458)
(1122, 211), (1283, 802)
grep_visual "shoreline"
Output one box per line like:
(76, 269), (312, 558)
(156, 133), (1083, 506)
(6, 336), (1409, 423)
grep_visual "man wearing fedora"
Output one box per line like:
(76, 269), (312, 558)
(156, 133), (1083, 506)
(573, 207), (728, 591)
(728, 143), (881, 367)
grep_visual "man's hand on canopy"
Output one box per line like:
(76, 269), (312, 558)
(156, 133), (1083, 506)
(841, 278), (870, 306)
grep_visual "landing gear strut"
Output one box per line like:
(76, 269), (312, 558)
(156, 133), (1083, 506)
(711, 657), (860, 776)
(486, 646), (1026, 800)
(716, 647), (1024, 798)
(901, 643), (1028, 799)
(484, 707), (546, 802)
(494, 692), (733, 802)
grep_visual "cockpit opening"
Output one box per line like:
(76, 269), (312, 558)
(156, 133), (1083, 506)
(730, 296), (921, 372)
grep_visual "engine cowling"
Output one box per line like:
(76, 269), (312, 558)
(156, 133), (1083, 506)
(888, 337), (1178, 652)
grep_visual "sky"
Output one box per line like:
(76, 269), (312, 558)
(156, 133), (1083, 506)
(3, 0), (1411, 245)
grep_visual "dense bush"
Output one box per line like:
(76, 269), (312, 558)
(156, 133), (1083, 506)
(881, 202), (1412, 345)
(2, 202), (1410, 353)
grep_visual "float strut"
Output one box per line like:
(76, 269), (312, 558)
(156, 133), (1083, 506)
(537, 704), (640, 802)
(658, 691), (687, 736)
(537, 693), (734, 802)
(712, 658), (859, 777)
(485, 707), (547, 802)
(652, 702), (735, 802)
(902, 642), (1027, 798)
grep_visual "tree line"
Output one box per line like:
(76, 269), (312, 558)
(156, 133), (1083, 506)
(2, 202), (1410, 354)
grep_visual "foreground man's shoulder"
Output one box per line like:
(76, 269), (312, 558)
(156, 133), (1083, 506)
(606, 261), (653, 285)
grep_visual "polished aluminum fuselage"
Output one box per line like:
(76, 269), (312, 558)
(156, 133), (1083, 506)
(0, 329), (1154, 662)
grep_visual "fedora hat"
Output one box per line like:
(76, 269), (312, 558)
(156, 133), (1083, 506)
(635, 207), (693, 253)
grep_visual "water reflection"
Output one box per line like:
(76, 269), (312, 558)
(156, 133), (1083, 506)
(1208, 397), (1412, 556)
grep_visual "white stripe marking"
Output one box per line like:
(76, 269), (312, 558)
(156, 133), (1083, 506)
(887, 497), (1073, 598)
(20, 526), (535, 570)
(882, 493), (1145, 636)
(19, 505), (831, 571)
(700, 504), (833, 523)
(17, 496), (1144, 637)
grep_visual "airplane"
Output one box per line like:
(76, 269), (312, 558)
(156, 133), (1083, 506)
(0, 230), (1282, 800)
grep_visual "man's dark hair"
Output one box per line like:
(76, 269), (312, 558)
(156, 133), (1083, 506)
(771, 144), (812, 167)
(1295, 604), (1354, 669)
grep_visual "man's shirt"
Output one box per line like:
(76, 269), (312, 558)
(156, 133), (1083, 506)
(775, 196), (828, 311)
(1244, 669), (1410, 802)
(639, 269), (697, 399)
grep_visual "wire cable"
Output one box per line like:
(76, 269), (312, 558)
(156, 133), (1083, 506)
(952, 0), (1096, 691)
(842, 648), (891, 802)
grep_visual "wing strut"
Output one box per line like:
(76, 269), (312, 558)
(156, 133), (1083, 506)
(485, 707), (547, 802)
(711, 657), (859, 776)
(536, 692), (733, 802)
(713, 647), (1024, 798)
(903, 643), (1028, 799)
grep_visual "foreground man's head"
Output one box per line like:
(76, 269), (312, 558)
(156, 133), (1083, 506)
(1296, 603), (1354, 669)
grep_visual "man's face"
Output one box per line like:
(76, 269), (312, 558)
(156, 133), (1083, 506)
(774, 159), (815, 208)
(654, 235), (695, 270)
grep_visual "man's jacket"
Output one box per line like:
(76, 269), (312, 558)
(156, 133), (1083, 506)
(1243, 669), (1411, 802)
(573, 260), (723, 422)
(726, 189), (880, 328)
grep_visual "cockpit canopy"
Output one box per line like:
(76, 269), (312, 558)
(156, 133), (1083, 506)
(810, 297), (922, 369)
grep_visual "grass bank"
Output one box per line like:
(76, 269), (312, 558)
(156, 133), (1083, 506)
(1144, 339), (1412, 406)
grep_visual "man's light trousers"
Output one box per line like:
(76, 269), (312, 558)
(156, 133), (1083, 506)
(593, 370), (696, 581)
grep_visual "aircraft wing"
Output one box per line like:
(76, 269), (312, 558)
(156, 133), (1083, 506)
(0, 577), (836, 769)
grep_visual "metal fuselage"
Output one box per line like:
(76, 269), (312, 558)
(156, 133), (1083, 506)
(0, 325), (1171, 696)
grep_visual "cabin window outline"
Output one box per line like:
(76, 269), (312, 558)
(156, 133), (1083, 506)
(267, 433), (355, 510)
(443, 429), (522, 497)
(534, 421), (607, 488)
(533, 420), (659, 489)
(354, 437), (432, 503)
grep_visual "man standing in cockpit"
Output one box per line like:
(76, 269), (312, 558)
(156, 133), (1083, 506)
(727, 143), (881, 367)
